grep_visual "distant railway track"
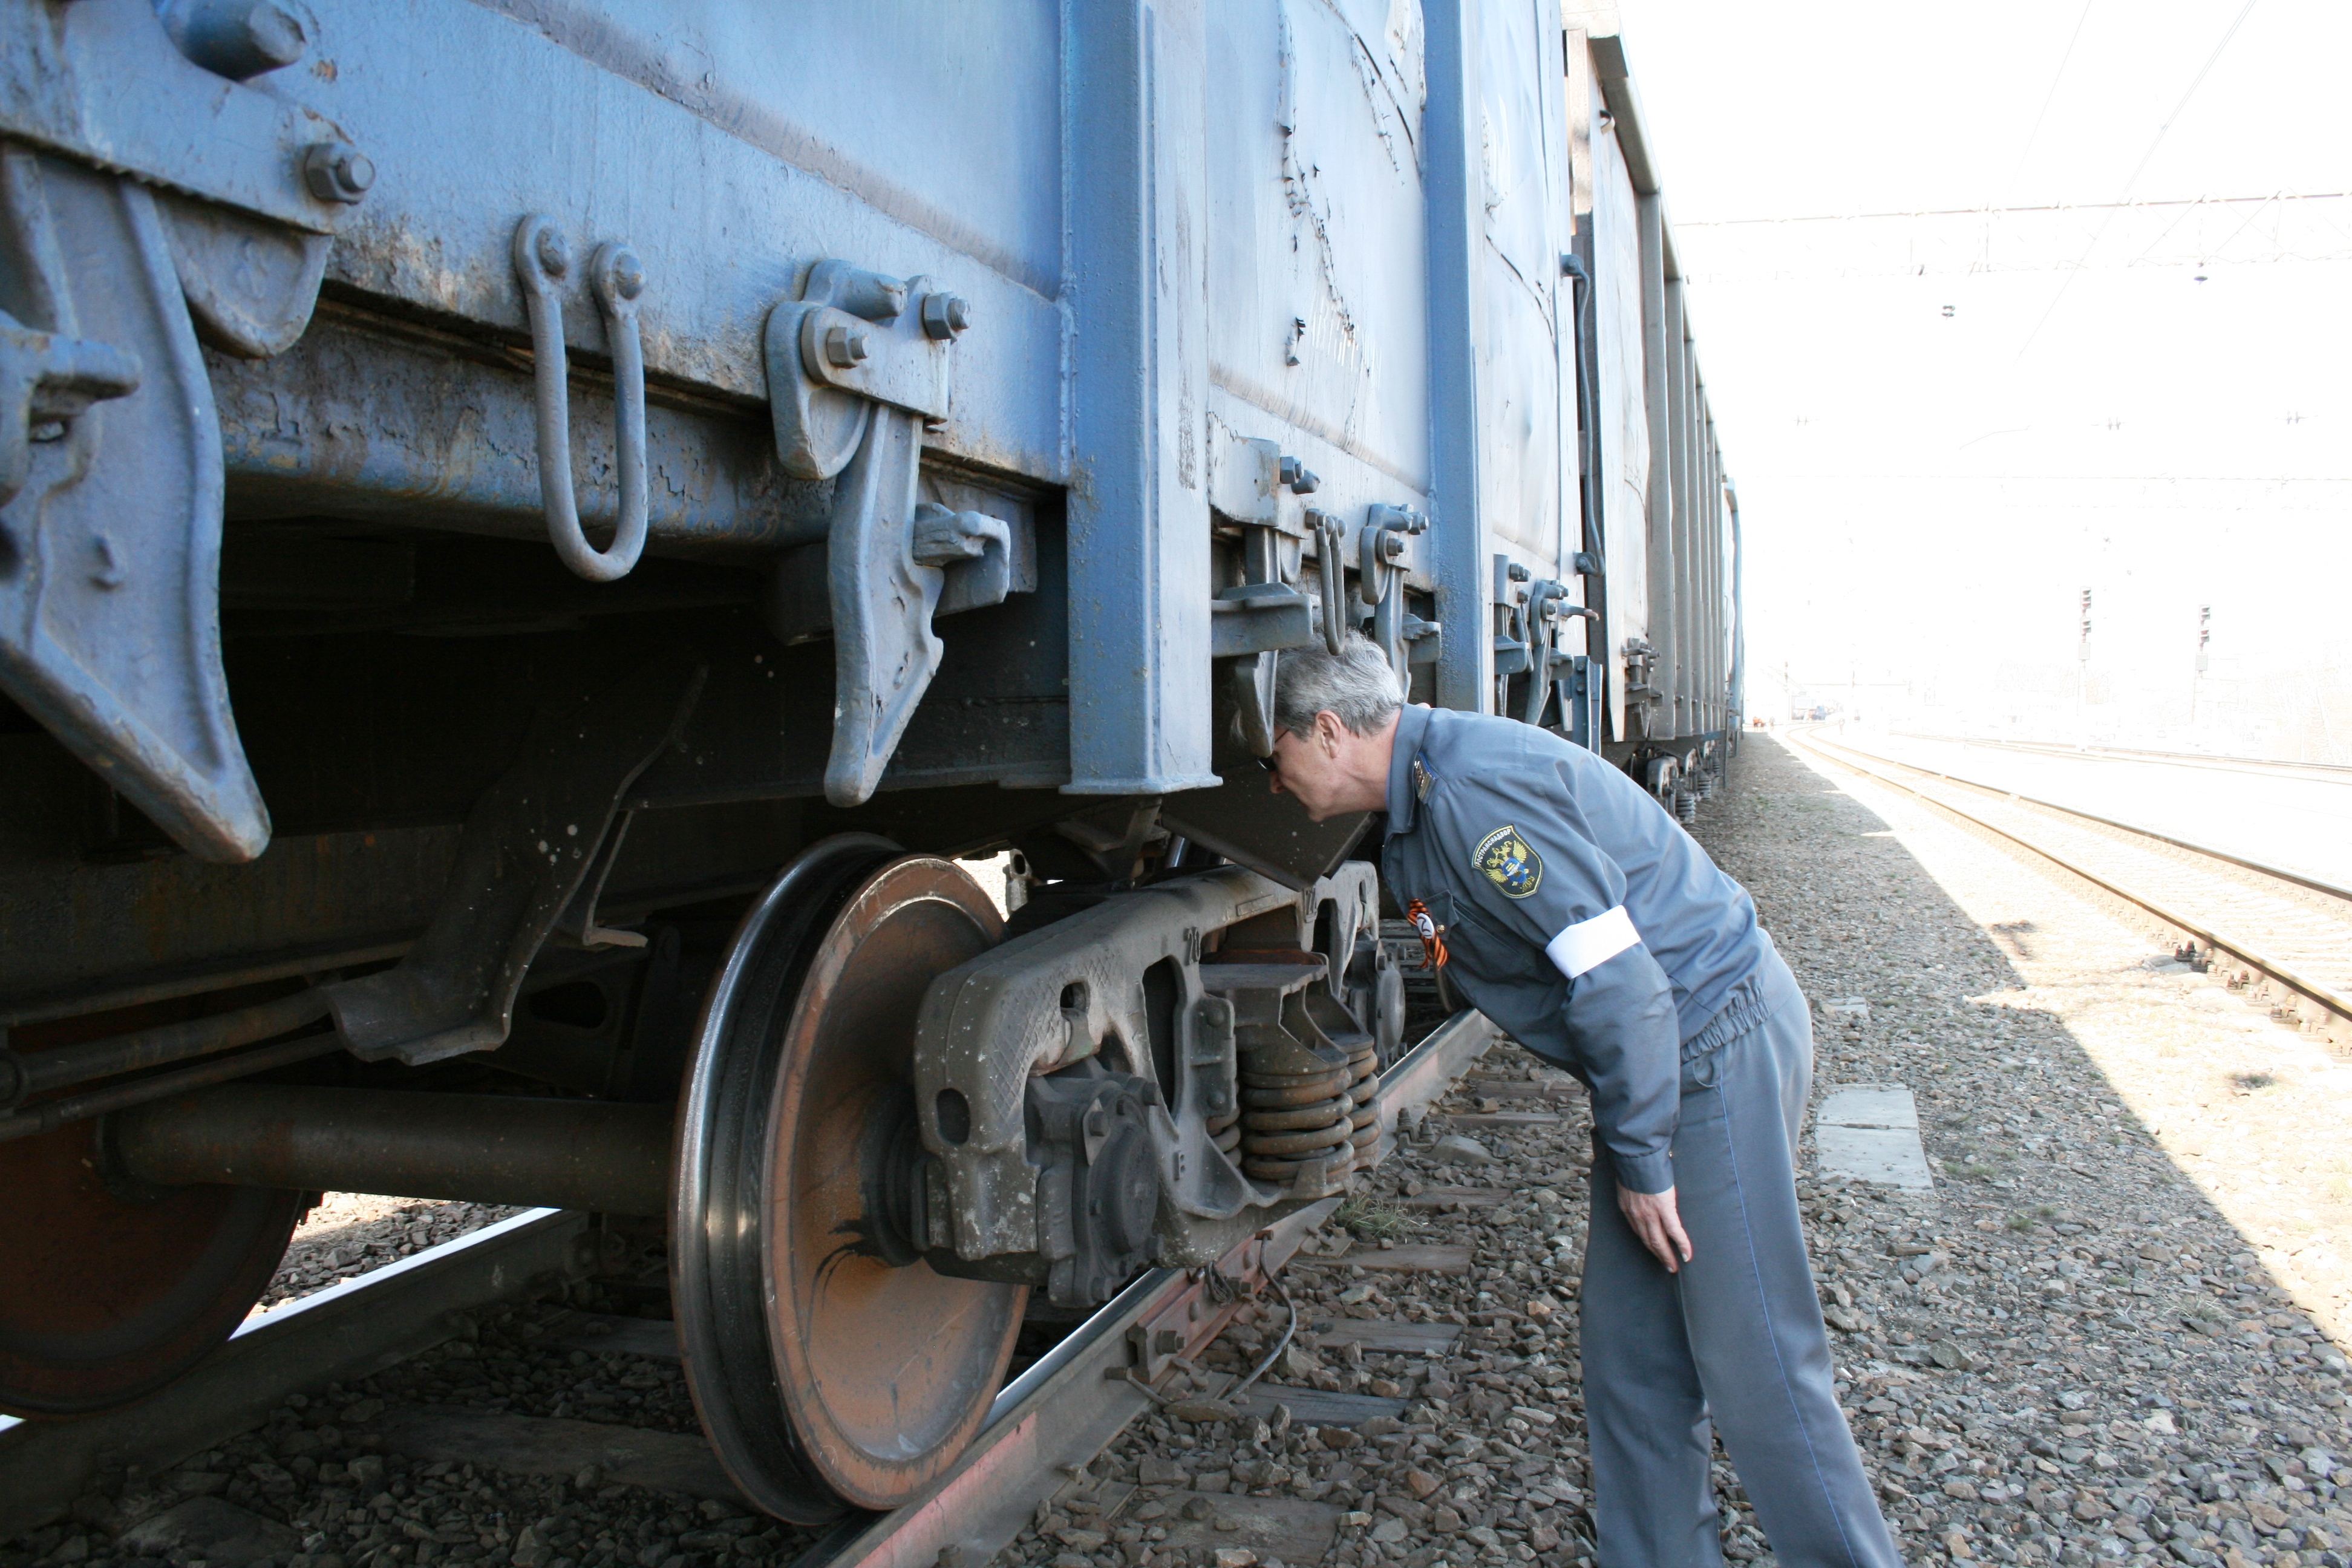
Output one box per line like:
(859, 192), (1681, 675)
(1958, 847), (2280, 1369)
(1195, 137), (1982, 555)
(0, 1013), (1501, 1561)
(1893, 732), (2352, 786)
(1789, 727), (2352, 1047)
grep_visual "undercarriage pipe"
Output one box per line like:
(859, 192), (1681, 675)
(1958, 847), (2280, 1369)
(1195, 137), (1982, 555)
(111, 1085), (674, 1215)
(0, 1030), (347, 1145)
(0, 988), (332, 1110)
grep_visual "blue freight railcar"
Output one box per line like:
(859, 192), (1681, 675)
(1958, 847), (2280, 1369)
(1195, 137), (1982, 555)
(0, 0), (1734, 1512)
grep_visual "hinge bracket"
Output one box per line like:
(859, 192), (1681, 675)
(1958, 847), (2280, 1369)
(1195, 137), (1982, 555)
(762, 261), (976, 806)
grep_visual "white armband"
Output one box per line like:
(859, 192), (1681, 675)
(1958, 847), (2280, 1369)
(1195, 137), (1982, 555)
(1544, 905), (1640, 979)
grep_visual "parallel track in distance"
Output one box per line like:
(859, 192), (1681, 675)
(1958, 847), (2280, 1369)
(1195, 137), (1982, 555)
(1890, 732), (2352, 786)
(1790, 727), (2352, 1045)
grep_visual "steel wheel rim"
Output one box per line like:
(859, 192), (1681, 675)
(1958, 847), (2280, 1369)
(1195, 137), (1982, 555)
(763, 854), (1022, 1509)
(673, 834), (899, 1523)
(673, 838), (1024, 1520)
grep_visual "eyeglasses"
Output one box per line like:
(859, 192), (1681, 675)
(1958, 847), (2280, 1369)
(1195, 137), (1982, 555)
(1253, 729), (1292, 772)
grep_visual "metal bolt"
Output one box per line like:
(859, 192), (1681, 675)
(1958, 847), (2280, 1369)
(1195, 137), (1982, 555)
(1279, 456), (1319, 494)
(920, 292), (971, 340)
(823, 324), (871, 368)
(170, 0), (309, 79)
(237, 2), (309, 71)
(534, 226), (571, 279)
(602, 246), (645, 301)
(302, 142), (374, 204)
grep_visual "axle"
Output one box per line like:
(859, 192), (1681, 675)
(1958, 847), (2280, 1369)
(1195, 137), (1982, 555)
(109, 1085), (673, 1215)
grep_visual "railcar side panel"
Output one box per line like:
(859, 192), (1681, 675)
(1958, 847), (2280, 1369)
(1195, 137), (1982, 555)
(1587, 114), (1650, 742)
(1202, 0), (1434, 515)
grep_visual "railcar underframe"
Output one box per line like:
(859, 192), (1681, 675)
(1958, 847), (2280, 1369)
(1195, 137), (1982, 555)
(0, 0), (1739, 1521)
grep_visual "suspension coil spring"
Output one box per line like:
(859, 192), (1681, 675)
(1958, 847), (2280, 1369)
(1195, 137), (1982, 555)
(1345, 1044), (1379, 1151)
(1236, 1060), (1355, 1183)
(1207, 1105), (1242, 1156)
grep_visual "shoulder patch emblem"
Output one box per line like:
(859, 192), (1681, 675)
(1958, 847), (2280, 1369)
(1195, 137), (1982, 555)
(1412, 757), (1435, 802)
(1473, 825), (1543, 899)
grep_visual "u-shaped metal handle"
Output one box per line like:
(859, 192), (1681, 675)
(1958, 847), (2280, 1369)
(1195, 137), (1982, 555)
(1314, 510), (1348, 655)
(513, 214), (649, 582)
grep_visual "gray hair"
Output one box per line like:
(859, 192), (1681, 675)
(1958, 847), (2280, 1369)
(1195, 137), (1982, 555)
(1274, 634), (1403, 738)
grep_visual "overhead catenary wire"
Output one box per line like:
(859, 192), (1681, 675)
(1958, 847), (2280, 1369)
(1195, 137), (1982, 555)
(1674, 191), (2350, 281)
(2001, 0), (2099, 203)
(2013, 0), (2263, 363)
(1678, 191), (2351, 228)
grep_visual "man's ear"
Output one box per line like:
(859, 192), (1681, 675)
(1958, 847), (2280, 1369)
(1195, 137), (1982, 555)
(1316, 711), (1345, 751)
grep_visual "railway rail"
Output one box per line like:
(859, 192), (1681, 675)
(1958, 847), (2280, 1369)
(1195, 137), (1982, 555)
(0, 1011), (1500, 1563)
(1789, 727), (2352, 1047)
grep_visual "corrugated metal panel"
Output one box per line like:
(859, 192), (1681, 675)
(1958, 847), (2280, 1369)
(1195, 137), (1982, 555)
(1589, 118), (1649, 740)
(1472, 0), (1567, 567)
(1204, 0), (1432, 512)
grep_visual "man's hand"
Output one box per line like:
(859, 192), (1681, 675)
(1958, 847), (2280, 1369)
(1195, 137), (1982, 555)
(1618, 1184), (1693, 1273)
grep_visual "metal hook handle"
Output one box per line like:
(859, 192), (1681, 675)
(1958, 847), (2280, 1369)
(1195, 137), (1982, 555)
(512, 214), (649, 583)
(1313, 509), (1348, 655)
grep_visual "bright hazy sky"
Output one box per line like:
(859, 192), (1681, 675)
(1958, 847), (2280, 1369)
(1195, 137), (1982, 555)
(1612, 0), (2351, 751)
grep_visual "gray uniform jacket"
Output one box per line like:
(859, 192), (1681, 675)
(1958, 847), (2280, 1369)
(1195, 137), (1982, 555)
(1378, 705), (1769, 1194)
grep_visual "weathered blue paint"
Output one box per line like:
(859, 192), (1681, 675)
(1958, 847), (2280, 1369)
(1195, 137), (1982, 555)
(0, 0), (1743, 869)
(1061, 0), (1218, 795)
(1419, 0), (1491, 715)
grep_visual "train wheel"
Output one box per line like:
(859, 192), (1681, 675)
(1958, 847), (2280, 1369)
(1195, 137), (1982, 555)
(673, 838), (1025, 1521)
(0, 1118), (305, 1419)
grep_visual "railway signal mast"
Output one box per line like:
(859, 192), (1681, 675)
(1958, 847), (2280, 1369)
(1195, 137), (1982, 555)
(2190, 604), (2212, 727)
(2076, 588), (2093, 750)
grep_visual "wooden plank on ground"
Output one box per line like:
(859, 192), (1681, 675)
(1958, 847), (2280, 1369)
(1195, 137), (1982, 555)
(1465, 1078), (1576, 1102)
(1295, 1244), (1471, 1274)
(1314, 1321), (1460, 1356)
(1233, 1385), (1408, 1428)
(1131, 1491), (1343, 1564)
(546, 1314), (680, 1361)
(1440, 1111), (1564, 1132)
(369, 1406), (742, 1501)
(1400, 1186), (1507, 1210)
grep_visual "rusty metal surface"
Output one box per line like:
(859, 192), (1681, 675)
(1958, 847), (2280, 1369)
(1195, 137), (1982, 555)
(1364, 1006), (1501, 1151)
(213, 309), (829, 559)
(800, 1195), (1338, 1568)
(0, 1115), (304, 1419)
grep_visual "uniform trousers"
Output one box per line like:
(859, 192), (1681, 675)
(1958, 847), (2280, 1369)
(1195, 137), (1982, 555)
(1579, 952), (1905, 1568)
